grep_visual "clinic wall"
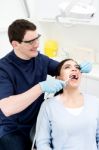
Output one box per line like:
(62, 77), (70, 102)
(1, 22), (99, 59)
(39, 22), (99, 51)
(0, 0), (35, 58)
(37, 21), (99, 63)
(0, 0), (99, 62)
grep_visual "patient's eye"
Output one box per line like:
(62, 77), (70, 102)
(75, 65), (81, 70)
(64, 65), (70, 69)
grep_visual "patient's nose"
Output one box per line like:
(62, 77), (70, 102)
(71, 67), (77, 71)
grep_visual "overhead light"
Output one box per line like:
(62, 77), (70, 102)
(56, 0), (96, 24)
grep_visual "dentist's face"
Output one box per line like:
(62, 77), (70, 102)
(12, 30), (40, 60)
(58, 60), (82, 88)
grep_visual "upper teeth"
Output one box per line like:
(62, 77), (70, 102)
(71, 75), (77, 79)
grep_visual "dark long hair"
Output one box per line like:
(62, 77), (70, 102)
(54, 58), (75, 96)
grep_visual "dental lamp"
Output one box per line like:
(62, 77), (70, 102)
(56, 0), (96, 24)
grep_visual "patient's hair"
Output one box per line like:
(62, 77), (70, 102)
(55, 58), (75, 76)
(55, 58), (76, 96)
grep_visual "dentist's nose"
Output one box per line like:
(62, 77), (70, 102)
(32, 40), (39, 48)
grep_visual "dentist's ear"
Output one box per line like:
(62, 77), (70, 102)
(12, 41), (19, 48)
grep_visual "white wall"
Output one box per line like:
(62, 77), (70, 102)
(0, 0), (99, 97)
(0, 0), (35, 58)
(39, 23), (99, 50)
(0, 0), (99, 64)
(0, 31), (12, 58)
(23, 0), (99, 63)
(37, 21), (99, 63)
(32, 0), (99, 64)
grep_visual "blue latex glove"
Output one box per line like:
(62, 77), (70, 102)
(80, 61), (92, 73)
(39, 78), (65, 93)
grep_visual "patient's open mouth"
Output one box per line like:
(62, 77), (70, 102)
(70, 75), (78, 80)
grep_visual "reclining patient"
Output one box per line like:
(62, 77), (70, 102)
(35, 58), (99, 150)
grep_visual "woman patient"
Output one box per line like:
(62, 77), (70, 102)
(35, 58), (99, 150)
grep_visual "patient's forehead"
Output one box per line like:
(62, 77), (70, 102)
(62, 60), (77, 66)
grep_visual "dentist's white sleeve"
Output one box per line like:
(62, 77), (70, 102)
(35, 101), (52, 150)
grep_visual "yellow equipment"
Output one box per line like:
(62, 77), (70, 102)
(44, 40), (58, 57)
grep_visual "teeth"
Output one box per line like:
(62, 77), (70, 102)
(70, 75), (75, 79)
(69, 75), (73, 79)
(70, 75), (78, 79)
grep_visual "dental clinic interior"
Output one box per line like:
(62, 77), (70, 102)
(0, 0), (99, 98)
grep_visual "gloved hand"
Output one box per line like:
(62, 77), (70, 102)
(39, 78), (65, 93)
(80, 61), (92, 73)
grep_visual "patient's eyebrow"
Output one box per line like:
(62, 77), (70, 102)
(75, 64), (81, 70)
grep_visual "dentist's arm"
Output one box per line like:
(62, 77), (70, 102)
(0, 78), (65, 117)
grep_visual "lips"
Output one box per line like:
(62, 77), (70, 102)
(30, 49), (36, 51)
(69, 74), (79, 80)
